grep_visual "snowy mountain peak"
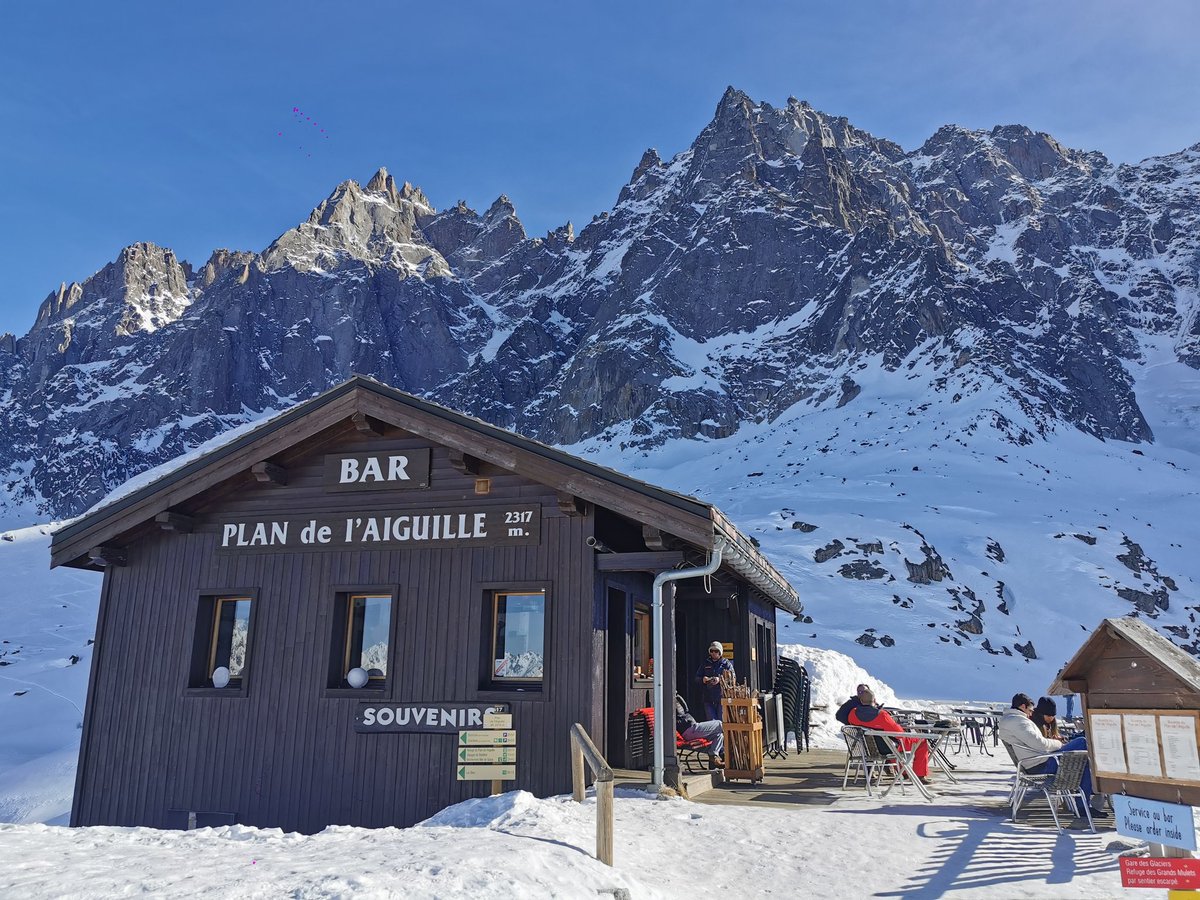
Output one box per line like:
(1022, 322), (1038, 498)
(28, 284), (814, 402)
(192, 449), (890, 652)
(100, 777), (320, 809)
(196, 249), (257, 290)
(484, 195), (516, 219)
(365, 166), (404, 205)
(631, 148), (663, 181)
(259, 173), (446, 275)
(27, 242), (191, 347)
(399, 180), (432, 209)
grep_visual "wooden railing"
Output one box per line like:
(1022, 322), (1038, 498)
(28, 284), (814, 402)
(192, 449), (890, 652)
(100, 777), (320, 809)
(569, 723), (614, 866)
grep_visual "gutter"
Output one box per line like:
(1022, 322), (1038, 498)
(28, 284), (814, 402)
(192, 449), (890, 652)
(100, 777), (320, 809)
(710, 512), (802, 617)
(651, 537), (725, 787)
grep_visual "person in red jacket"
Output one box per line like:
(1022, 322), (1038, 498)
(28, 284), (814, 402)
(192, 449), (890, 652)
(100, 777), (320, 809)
(848, 687), (930, 781)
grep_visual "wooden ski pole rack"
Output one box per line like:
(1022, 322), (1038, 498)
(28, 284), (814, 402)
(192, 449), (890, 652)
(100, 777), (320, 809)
(721, 695), (764, 782)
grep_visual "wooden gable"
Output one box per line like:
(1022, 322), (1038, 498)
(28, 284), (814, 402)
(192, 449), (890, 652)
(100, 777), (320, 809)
(1049, 617), (1200, 710)
(50, 377), (799, 606)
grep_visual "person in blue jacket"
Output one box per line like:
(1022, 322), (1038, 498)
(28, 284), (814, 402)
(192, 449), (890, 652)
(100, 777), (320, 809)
(836, 683), (873, 725)
(695, 641), (734, 721)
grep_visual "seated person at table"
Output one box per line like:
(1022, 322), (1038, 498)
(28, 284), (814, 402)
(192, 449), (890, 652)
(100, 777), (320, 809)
(675, 693), (724, 768)
(1034, 696), (1062, 739)
(848, 687), (931, 782)
(836, 683), (874, 725)
(998, 692), (1062, 773)
(1027, 696), (1103, 812)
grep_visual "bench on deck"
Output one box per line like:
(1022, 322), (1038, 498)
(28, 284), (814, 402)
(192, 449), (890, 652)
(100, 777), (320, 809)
(628, 706), (715, 774)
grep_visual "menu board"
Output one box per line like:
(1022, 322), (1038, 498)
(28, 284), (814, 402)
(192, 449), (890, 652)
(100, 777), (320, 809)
(1124, 714), (1163, 778)
(1089, 710), (1200, 785)
(1091, 714), (1129, 775)
(1161, 716), (1200, 782)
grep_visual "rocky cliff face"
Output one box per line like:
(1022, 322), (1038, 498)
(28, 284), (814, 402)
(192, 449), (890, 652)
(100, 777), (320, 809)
(1, 87), (1198, 522)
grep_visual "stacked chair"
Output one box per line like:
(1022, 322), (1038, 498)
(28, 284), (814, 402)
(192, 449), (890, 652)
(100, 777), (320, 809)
(774, 656), (812, 753)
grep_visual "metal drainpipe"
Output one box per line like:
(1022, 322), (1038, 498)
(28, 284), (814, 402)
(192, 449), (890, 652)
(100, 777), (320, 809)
(651, 536), (725, 788)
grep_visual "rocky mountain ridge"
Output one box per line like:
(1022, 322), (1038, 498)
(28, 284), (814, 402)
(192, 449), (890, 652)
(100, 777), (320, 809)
(1, 87), (1198, 522)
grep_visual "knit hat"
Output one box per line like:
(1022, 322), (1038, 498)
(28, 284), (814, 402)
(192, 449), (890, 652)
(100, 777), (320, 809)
(708, 641), (724, 655)
(1034, 696), (1058, 719)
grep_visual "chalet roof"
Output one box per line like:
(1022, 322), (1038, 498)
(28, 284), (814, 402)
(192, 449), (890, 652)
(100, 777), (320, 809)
(51, 375), (801, 614)
(1047, 616), (1200, 695)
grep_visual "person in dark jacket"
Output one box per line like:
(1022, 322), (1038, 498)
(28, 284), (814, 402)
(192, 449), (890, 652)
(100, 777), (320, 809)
(675, 693), (724, 767)
(848, 688), (930, 780)
(836, 683), (874, 726)
(694, 641), (734, 721)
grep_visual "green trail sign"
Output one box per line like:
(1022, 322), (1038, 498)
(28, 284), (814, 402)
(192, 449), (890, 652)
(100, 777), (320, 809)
(457, 764), (517, 781)
(458, 746), (517, 764)
(458, 729), (516, 745)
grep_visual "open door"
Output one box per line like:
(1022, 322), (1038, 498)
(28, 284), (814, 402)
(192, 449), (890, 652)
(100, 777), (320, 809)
(605, 586), (628, 764)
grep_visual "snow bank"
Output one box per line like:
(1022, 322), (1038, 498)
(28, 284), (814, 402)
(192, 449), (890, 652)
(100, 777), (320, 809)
(780, 642), (898, 748)
(0, 527), (98, 825)
(0, 781), (1127, 898)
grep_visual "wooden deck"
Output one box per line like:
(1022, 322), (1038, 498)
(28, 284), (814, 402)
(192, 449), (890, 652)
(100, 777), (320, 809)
(614, 749), (849, 808)
(615, 747), (1115, 832)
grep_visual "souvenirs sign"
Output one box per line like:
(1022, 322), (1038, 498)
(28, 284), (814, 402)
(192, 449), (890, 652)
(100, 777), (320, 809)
(355, 702), (509, 734)
(216, 503), (540, 553)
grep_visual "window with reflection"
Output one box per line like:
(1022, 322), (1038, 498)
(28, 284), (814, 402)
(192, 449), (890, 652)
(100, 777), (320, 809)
(211, 597), (252, 679)
(344, 594), (392, 683)
(489, 590), (545, 685)
(201, 596), (253, 689)
(633, 604), (651, 680)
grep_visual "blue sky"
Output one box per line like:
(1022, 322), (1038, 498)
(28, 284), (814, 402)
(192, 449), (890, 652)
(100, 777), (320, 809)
(1, 0), (1198, 336)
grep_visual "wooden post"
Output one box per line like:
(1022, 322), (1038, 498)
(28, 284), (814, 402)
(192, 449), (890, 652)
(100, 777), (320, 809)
(571, 738), (586, 802)
(596, 780), (614, 866)
(568, 723), (614, 866)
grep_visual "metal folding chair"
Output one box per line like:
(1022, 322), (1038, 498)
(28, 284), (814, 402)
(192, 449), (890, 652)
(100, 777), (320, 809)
(841, 725), (904, 796)
(875, 731), (935, 800)
(1010, 749), (1094, 832)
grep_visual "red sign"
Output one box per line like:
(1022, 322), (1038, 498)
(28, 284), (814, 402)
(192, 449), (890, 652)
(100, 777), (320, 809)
(1121, 857), (1200, 890)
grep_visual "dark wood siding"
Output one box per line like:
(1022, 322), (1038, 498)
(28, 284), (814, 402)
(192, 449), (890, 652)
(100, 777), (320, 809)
(72, 434), (598, 833)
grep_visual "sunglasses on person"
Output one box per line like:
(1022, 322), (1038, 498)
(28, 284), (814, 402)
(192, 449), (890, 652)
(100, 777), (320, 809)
(709, 648), (721, 655)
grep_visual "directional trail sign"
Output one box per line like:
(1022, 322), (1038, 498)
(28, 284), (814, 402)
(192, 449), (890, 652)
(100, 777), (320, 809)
(457, 764), (517, 781)
(458, 746), (517, 764)
(458, 729), (516, 745)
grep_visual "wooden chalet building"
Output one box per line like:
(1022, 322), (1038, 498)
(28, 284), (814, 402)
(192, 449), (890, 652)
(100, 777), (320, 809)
(52, 376), (801, 832)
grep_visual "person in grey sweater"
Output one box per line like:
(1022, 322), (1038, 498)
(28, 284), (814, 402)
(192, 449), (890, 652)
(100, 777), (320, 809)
(998, 692), (1063, 773)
